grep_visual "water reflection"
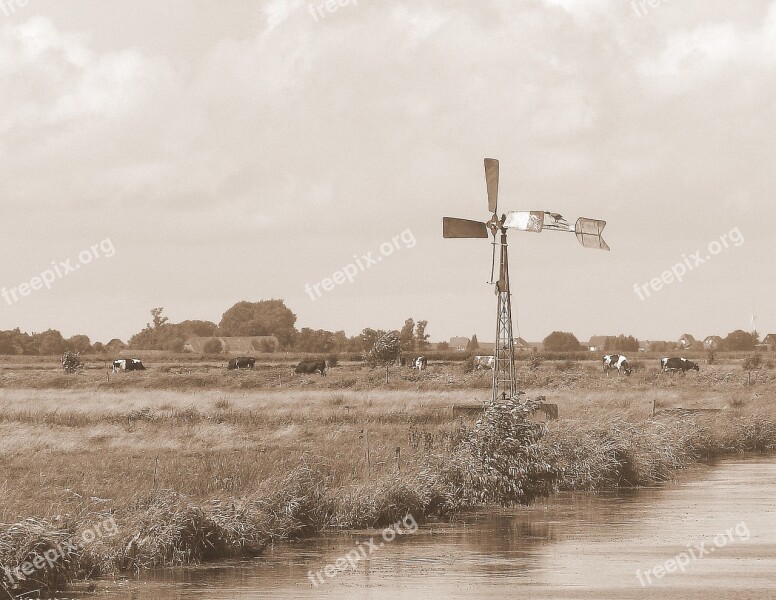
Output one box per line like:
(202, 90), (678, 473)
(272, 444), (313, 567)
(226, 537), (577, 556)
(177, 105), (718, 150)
(79, 457), (776, 600)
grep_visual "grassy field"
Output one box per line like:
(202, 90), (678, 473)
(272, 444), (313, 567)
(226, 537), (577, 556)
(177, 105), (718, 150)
(0, 353), (775, 596)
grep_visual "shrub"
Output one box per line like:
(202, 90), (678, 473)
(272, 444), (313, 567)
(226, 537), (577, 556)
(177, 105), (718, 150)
(255, 339), (276, 353)
(431, 398), (552, 510)
(203, 339), (223, 354)
(527, 352), (544, 370)
(60, 351), (82, 373)
(743, 354), (762, 371)
(327, 354), (339, 368)
(461, 355), (475, 373)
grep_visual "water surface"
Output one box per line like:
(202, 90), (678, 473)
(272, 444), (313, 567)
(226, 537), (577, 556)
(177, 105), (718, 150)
(80, 456), (776, 599)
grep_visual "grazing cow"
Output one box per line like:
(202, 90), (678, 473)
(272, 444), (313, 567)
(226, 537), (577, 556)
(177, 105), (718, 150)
(227, 357), (256, 370)
(294, 359), (327, 376)
(602, 354), (632, 376)
(413, 356), (428, 371)
(474, 356), (495, 370)
(661, 357), (700, 373)
(112, 358), (146, 372)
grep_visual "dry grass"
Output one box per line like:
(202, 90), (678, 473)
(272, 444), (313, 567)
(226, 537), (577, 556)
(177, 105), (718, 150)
(0, 355), (774, 596)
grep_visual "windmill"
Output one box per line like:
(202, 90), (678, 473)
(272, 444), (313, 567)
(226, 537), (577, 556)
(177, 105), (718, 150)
(443, 158), (610, 404)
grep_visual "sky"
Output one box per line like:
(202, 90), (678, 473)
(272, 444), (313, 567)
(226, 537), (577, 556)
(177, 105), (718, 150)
(0, 0), (774, 345)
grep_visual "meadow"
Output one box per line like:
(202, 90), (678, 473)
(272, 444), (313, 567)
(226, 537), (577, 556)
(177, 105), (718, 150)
(0, 353), (774, 596)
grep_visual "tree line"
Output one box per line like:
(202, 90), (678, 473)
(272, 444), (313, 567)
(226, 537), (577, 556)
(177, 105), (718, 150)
(0, 300), (432, 355)
(541, 330), (761, 352)
(0, 297), (764, 355)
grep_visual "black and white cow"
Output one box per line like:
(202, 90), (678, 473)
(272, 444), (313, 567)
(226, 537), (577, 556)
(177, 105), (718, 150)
(227, 357), (256, 370)
(660, 357), (699, 373)
(294, 359), (327, 376)
(602, 354), (632, 376)
(112, 358), (146, 372)
(413, 356), (428, 371)
(474, 356), (495, 370)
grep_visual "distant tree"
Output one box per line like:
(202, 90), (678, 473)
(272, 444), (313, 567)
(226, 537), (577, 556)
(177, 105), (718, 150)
(722, 330), (757, 351)
(251, 338), (278, 353)
(400, 319), (416, 352)
(415, 320), (430, 351)
(466, 335), (480, 351)
(604, 334), (639, 353)
(437, 341), (450, 350)
(0, 330), (20, 355)
(366, 330), (401, 367)
(66, 335), (91, 354)
(543, 331), (581, 352)
(203, 338), (223, 354)
(178, 320), (218, 337)
(345, 333), (366, 353)
(332, 330), (349, 353)
(149, 307), (169, 329)
(130, 324), (182, 351)
(295, 328), (335, 353)
(219, 300), (297, 348)
(35, 330), (67, 355)
(359, 328), (384, 353)
(91, 342), (105, 354)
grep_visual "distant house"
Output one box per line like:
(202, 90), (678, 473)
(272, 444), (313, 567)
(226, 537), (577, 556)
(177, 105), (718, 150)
(449, 337), (470, 351)
(678, 334), (697, 350)
(703, 336), (723, 350)
(759, 334), (776, 351)
(184, 336), (279, 354)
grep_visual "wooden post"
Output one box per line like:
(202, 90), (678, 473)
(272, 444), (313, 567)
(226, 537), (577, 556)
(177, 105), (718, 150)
(365, 430), (371, 478)
(395, 446), (401, 474)
(385, 365), (389, 384)
(153, 456), (159, 489)
(651, 398), (656, 418)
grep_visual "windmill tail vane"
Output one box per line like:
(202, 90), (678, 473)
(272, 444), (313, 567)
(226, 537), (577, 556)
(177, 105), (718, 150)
(442, 158), (610, 403)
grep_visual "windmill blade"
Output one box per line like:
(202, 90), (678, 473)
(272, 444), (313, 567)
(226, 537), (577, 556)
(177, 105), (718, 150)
(442, 217), (488, 238)
(575, 217), (610, 251)
(503, 211), (544, 233)
(484, 158), (499, 213)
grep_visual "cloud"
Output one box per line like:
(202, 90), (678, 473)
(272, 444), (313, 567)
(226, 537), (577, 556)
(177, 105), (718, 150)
(0, 17), (167, 132)
(264, 0), (305, 33)
(638, 1), (776, 95)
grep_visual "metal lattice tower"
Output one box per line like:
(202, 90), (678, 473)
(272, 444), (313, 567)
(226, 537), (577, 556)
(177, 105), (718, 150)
(493, 229), (515, 402)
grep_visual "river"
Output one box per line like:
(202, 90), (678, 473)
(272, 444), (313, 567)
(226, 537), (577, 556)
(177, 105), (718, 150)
(77, 456), (776, 599)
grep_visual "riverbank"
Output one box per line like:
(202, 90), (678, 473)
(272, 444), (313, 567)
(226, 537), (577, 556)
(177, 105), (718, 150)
(1, 381), (774, 597)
